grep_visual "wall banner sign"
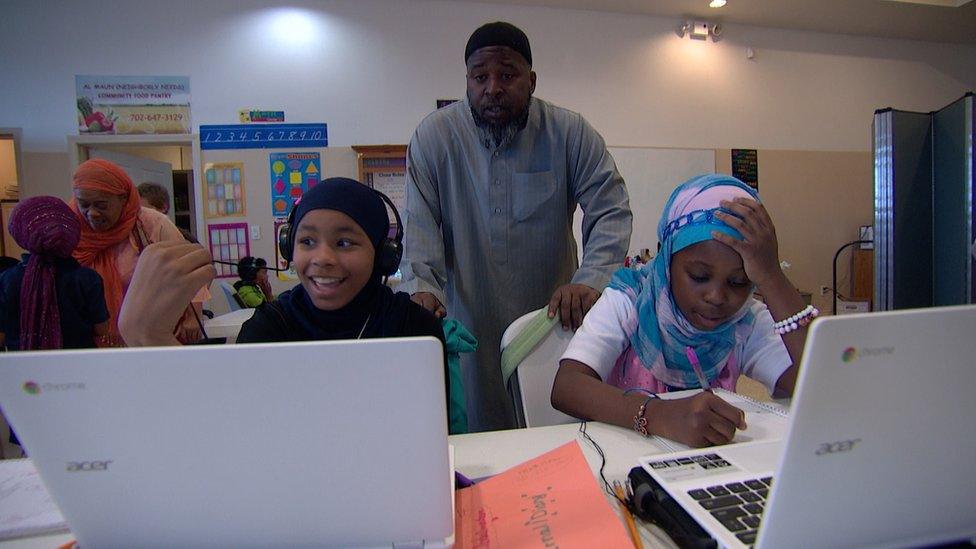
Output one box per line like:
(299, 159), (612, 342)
(75, 75), (191, 135)
(200, 124), (328, 150)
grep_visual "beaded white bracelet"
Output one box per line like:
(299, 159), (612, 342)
(773, 305), (819, 335)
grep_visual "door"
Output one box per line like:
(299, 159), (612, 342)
(89, 149), (175, 224)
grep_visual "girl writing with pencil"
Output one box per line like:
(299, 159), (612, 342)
(551, 175), (813, 448)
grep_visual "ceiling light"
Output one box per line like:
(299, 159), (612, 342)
(676, 20), (724, 41)
(709, 0), (727, 7)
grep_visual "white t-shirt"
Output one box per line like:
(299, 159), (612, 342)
(560, 287), (792, 394)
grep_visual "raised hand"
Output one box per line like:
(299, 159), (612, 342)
(119, 241), (215, 346)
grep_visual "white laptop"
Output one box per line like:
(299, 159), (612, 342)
(0, 337), (453, 548)
(636, 305), (976, 548)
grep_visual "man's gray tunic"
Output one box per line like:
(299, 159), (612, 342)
(400, 97), (632, 431)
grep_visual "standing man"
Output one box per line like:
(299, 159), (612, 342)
(401, 21), (632, 431)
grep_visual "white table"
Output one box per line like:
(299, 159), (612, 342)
(1, 422), (679, 548)
(2, 421), (692, 548)
(202, 308), (255, 344)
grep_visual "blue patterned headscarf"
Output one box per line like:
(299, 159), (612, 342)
(608, 174), (765, 388)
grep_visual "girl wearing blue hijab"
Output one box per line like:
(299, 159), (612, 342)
(551, 174), (813, 448)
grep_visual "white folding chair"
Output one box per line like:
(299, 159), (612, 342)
(500, 308), (577, 428)
(219, 280), (243, 312)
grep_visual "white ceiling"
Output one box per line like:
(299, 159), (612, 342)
(455, 0), (976, 44)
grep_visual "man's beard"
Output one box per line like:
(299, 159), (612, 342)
(470, 97), (531, 148)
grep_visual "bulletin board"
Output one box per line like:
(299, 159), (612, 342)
(352, 145), (407, 231)
(208, 222), (250, 278)
(204, 162), (246, 218)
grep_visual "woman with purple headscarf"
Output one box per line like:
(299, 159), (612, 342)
(0, 196), (109, 351)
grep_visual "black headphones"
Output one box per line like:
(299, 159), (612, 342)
(237, 256), (267, 281)
(277, 187), (404, 277)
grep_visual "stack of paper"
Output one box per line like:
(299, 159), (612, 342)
(0, 459), (68, 541)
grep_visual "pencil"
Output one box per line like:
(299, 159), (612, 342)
(614, 482), (644, 549)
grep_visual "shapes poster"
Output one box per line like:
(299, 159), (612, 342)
(274, 218), (298, 282)
(208, 223), (250, 278)
(270, 152), (320, 218)
(204, 162), (246, 218)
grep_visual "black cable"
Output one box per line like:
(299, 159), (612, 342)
(577, 421), (628, 507)
(189, 304), (210, 340)
(832, 240), (872, 315)
(211, 259), (289, 272)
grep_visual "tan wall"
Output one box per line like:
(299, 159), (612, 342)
(716, 149), (874, 315)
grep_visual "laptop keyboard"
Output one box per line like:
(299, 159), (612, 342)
(687, 475), (773, 546)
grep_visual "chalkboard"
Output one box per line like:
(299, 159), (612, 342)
(572, 147), (715, 259)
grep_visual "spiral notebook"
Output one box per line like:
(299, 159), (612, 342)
(652, 388), (789, 452)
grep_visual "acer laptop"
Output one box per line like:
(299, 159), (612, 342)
(635, 305), (976, 548)
(0, 337), (453, 548)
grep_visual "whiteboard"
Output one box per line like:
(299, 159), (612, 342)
(573, 147), (715, 259)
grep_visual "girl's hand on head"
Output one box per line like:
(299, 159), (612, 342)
(712, 197), (782, 287)
(648, 392), (747, 448)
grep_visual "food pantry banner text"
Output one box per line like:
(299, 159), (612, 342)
(75, 75), (191, 135)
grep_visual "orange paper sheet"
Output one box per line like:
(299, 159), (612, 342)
(455, 441), (634, 548)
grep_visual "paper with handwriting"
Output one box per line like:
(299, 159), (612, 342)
(454, 441), (632, 548)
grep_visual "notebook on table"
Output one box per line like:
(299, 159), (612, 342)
(634, 304), (976, 548)
(0, 337), (452, 548)
(651, 389), (789, 452)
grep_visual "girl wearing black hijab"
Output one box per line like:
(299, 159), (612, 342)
(237, 178), (443, 346)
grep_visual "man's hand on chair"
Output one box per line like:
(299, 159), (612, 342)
(411, 292), (447, 319)
(547, 283), (599, 331)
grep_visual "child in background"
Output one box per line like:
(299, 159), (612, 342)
(551, 174), (813, 448)
(137, 182), (170, 214)
(234, 256), (273, 307)
(138, 181), (197, 244)
(0, 196), (110, 350)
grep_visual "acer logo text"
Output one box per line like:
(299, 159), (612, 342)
(66, 460), (113, 472)
(815, 439), (861, 455)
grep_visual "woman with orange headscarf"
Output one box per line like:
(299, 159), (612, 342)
(71, 158), (209, 346)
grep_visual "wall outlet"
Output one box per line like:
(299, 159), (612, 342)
(820, 285), (831, 296)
